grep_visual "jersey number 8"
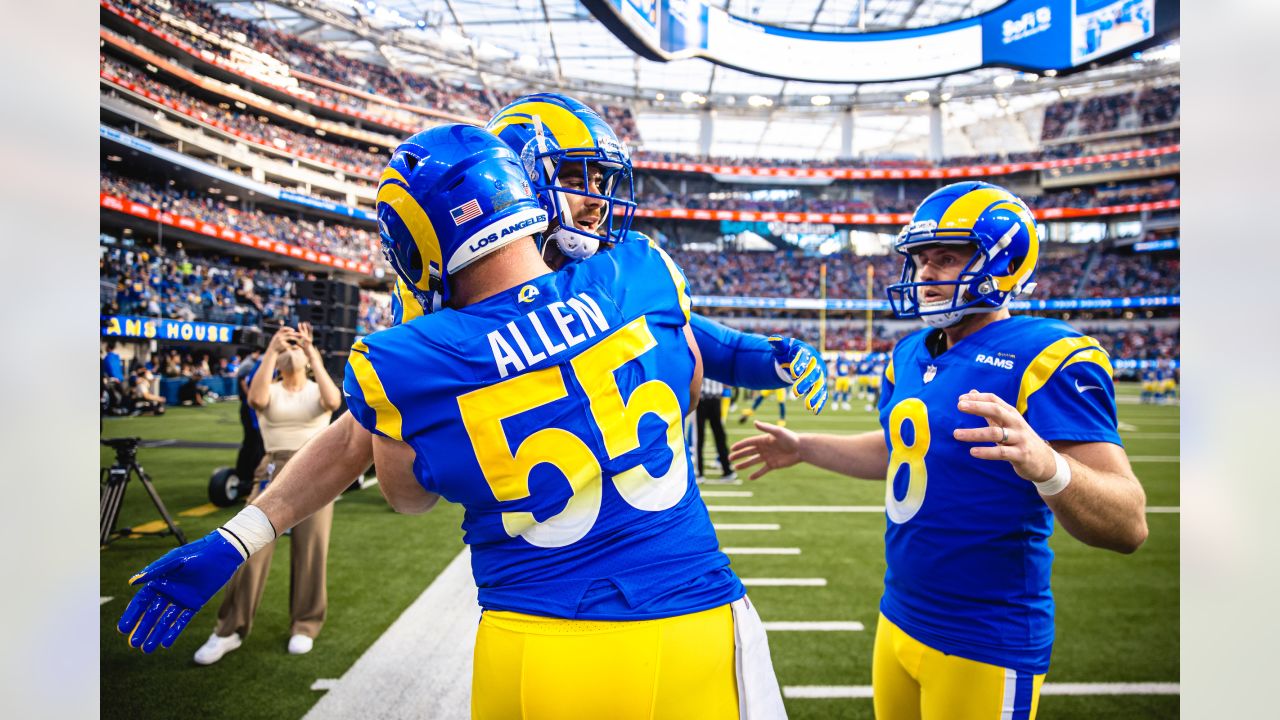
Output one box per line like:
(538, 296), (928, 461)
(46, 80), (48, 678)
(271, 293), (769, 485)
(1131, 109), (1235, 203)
(457, 315), (689, 548)
(886, 398), (931, 524)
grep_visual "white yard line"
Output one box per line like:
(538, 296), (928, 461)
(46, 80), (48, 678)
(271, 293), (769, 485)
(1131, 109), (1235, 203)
(1128, 456), (1180, 462)
(763, 621), (864, 632)
(700, 490), (754, 497)
(722, 547), (801, 555)
(303, 548), (477, 720)
(710, 505), (1178, 514)
(741, 578), (827, 587)
(100, 597), (113, 606)
(708, 505), (887, 513)
(714, 523), (781, 531)
(784, 682), (1179, 699)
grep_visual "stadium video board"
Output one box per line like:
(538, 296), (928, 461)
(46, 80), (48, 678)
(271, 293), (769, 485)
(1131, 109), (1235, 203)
(584, 0), (1177, 83)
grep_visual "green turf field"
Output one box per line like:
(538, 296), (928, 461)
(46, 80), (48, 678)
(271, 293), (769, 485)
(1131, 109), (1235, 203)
(100, 383), (1178, 719)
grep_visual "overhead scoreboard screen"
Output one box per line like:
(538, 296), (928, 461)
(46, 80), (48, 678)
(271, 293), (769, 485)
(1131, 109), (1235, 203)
(585, 0), (1177, 83)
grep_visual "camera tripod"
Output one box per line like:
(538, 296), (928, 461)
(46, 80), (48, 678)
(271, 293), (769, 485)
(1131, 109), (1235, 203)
(100, 437), (187, 547)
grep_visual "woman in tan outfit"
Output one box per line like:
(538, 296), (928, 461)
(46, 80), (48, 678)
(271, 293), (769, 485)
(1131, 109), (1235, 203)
(194, 322), (342, 665)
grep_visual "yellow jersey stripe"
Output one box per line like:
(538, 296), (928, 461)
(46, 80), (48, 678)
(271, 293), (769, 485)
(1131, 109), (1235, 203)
(1016, 336), (1110, 414)
(651, 241), (692, 322)
(349, 343), (405, 441)
(885, 358), (895, 385)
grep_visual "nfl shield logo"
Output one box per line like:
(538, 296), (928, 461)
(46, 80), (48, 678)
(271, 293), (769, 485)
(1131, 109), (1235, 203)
(923, 365), (938, 383)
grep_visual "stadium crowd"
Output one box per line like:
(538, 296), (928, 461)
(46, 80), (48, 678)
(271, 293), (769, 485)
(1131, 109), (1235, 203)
(667, 248), (1177, 300)
(100, 173), (380, 265)
(111, 0), (508, 119)
(637, 177), (1178, 215)
(633, 128), (1178, 172)
(1042, 84), (1180, 140)
(101, 237), (301, 326)
(1077, 253), (1180, 298)
(101, 55), (387, 178)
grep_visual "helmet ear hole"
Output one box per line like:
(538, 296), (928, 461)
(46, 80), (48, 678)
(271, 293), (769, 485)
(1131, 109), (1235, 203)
(407, 244), (423, 277)
(402, 153), (420, 172)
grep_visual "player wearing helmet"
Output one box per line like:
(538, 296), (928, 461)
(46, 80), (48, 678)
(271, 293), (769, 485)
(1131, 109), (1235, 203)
(730, 181), (1149, 720)
(118, 124), (787, 718)
(387, 92), (830, 413)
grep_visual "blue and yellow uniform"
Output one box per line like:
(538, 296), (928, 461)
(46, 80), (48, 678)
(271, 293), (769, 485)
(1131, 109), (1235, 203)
(874, 316), (1120, 719)
(1158, 363), (1178, 399)
(1140, 366), (1159, 403)
(393, 230), (807, 394)
(831, 353), (852, 408)
(856, 354), (876, 399)
(348, 240), (751, 717)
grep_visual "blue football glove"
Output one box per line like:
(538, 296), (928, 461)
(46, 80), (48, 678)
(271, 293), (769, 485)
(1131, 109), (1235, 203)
(768, 336), (829, 414)
(117, 531), (245, 653)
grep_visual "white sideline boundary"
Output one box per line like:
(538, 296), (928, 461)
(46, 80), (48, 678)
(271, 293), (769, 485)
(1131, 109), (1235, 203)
(714, 523), (781, 531)
(784, 682), (1179, 699)
(764, 621), (864, 632)
(303, 548), (477, 720)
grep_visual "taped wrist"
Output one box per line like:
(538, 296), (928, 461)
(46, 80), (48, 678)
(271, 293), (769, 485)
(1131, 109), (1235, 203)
(216, 505), (277, 559)
(1035, 450), (1073, 497)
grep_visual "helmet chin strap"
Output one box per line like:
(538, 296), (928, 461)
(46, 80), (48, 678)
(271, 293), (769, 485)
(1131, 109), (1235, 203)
(533, 117), (599, 261)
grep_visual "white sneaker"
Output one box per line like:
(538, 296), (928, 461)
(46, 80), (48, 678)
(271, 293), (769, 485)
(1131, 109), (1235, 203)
(193, 633), (241, 665)
(288, 634), (314, 655)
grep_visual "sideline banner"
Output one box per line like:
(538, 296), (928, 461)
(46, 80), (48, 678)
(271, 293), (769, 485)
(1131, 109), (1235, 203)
(102, 315), (237, 344)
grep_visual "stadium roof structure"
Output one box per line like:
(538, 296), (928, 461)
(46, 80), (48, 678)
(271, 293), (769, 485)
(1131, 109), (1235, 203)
(220, 0), (1179, 159)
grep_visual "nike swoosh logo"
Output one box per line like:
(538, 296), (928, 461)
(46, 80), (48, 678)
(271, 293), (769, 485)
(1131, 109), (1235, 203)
(1075, 379), (1103, 393)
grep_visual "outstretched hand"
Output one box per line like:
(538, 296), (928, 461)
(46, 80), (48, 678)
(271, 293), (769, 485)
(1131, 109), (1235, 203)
(117, 532), (246, 653)
(728, 421), (802, 481)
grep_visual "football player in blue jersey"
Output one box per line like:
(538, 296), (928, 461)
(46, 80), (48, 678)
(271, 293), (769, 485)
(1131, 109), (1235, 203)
(390, 92), (829, 412)
(729, 181), (1149, 720)
(119, 124), (787, 718)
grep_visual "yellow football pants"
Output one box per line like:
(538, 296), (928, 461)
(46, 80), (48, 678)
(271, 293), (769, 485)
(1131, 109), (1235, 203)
(873, 614), (1044, 720)
(472, 604), (740, 720)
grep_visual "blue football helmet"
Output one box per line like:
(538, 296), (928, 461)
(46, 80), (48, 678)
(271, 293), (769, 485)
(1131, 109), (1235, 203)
(885, 181), (1039, 329)
(377, 124), (548, 311)
(485, 93), (637, 262)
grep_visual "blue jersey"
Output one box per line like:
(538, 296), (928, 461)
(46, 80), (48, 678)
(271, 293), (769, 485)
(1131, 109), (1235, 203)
(393, 232), (790, 391)
(878, 316), (1121, 674)
(346, 239), (743, 621)
(835, 356), (852, 378)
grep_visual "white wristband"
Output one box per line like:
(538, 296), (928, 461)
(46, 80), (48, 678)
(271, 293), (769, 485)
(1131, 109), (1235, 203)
(1034, 450), (1072, 497)
(217, 505), (278, 559)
